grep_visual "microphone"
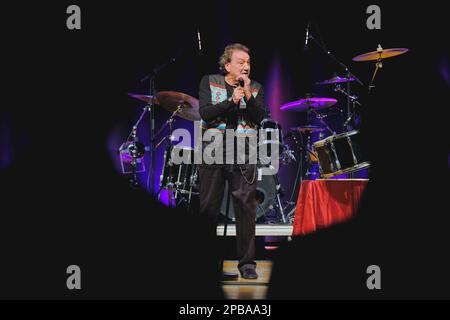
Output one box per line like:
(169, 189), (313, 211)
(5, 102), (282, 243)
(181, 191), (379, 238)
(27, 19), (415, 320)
(197, 28), (202, 56)
(237, 78), (245, 109)
(304, 22), (310, 49)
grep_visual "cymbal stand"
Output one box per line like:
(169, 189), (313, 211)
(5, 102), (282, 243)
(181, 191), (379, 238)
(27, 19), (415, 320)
(153, 106), (182, 149)
(284, 130), (321, 221)
(284, 133), (303, 222)
(334, 84), (362, 130)
(154, 107), (183, 208)
(122, 105), (150, 188)
(307, 29), (363, 134)
(128, 127), (140, 188)
(141, 54), (181, 195)
(307, 106), (335, 135)
(368, 45), (384, 94)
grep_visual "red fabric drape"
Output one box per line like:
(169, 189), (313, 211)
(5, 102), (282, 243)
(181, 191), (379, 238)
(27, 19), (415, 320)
(292, 179), (368, 236)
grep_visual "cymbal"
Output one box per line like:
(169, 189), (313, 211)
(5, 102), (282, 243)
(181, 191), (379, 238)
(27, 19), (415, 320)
(291, 125), (325, 133)
(128, 93), (159, 104)
(280, 97), (337, 112)
(316, 75), (356, 85)
(128, 91), (200, 121)
(156, 91), (200, 121)
(352, 48), (409, 62)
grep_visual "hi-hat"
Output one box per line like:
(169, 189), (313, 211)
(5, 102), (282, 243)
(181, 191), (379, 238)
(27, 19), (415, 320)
(128, 91), (200, 121)
(316, 75), (356, 85)
(280, 97), (337, 112)
(128, 93), (159, 104)
(352, 47), (409, 62)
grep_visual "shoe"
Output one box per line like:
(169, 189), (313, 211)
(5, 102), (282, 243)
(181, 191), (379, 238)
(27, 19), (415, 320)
(239, 266), (258, 279)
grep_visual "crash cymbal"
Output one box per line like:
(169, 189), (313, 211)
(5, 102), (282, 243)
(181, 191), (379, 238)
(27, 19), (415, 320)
(316, 75), (356, 85)
(291, 125), (325, 133)
(352, 47), (409, 62)
(128, 93), (159, 104)
(155, 91), (200, 121)
(280, 97), (337, 112)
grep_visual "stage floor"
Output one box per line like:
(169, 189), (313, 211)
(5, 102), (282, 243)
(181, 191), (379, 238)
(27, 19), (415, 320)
(222, 260), (273, 300)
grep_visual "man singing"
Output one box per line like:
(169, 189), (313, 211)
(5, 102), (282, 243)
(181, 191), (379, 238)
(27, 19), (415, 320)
(197, 43), (267, 279)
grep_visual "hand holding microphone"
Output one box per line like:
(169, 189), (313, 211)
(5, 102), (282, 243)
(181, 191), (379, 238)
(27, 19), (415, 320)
(232, 73), (251, 106)
(232, 85), (245, 104)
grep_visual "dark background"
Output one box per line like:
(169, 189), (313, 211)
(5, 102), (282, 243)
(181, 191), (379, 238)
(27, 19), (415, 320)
(0, 1), (449, 299)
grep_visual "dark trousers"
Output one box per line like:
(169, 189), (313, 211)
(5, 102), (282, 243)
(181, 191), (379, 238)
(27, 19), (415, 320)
(198, 164), (257, 268)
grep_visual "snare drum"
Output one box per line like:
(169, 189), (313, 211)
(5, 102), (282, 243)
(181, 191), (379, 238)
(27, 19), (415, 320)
(160, 145), (198, 193)
(313, 130), (370, 178)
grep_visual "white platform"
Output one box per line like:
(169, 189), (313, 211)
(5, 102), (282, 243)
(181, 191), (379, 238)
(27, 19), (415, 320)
(216, 224), (293, 237)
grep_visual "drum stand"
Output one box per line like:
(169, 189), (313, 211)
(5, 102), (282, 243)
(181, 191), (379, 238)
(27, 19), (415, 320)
(368, 45), (384, 94)
(284, 131), (320, 222)
(334, 84), (362, 131)
(307, 106), (335, 136)
(154, 107), (183, 208)
(121, 105), (150, 189)
(274, 173), (287, 223)
(304, 134), (316, 180)
(140, 53), (181, 195)
(333, 84), (362, 179)
(306, 30), (363, 132)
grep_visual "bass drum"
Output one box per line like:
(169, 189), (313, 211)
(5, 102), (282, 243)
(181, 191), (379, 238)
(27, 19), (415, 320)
(220, 170), (278, 221)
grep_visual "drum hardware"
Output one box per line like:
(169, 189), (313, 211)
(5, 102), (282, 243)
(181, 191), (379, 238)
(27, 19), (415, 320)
(282, 128), (321, 219)
(118, 97), (154, 188)
(307, 106), (336, 136)
(280, 144), (296, 165)
(129, 91), (200, 122)
(333, 84), (362, 130)
(315, 75), (356, 85)
(158, 145), (199, 208)
(280, 97), (337, 112)
(132, 53), (185, 195)
(307, 22), (363, 143)
(280, 94), (337, 135)
(306, 26), (363, 87)
(128, 89), (200, 199)
(352, 45), (409, 93)
(153, 105), (183, 149)
(156, 108), (199, 208)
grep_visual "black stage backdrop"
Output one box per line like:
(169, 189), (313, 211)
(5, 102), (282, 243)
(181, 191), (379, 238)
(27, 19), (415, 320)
(1, 1), (449, 300)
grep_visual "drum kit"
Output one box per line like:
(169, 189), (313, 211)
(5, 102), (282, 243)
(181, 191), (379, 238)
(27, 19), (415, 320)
(121, 44), (408, 222)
